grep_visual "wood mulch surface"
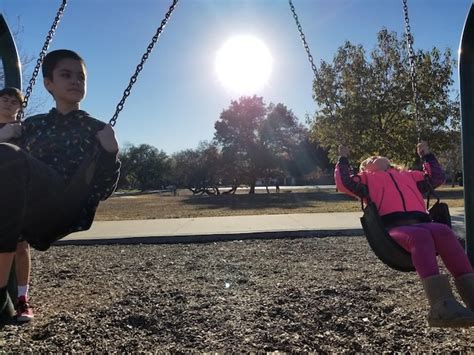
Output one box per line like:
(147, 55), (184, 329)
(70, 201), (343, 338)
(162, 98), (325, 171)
(2, 236), (473, 352)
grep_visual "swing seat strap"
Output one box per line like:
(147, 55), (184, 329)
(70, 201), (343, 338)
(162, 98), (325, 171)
(424, 175), (452, 227)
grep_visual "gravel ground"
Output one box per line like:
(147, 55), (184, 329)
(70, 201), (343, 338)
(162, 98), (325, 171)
(1, 236), (474, 352)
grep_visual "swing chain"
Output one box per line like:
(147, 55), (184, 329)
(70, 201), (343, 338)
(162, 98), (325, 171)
(17, 0), (68, 120)
(402, 0), (421, 141)
(109, 0), (179, 127)
(288, 0), (318, 79)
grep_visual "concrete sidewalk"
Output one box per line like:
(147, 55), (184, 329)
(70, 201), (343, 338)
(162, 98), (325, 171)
(56, 207), (466, 246)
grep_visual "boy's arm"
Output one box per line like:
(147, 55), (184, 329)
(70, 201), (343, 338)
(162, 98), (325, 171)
(90, 147), (121, 201)
(90, 123), (121, 201)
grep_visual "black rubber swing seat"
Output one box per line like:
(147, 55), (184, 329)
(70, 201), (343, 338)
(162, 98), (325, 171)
(25, 146), (100, 251)
(360, 201), (416, 272)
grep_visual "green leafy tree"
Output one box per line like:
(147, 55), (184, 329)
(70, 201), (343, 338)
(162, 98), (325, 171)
(117, 143), (135, 189)
(214, 96), (306, 193)
(309, 28), (459, 166)
(171, 149), (200, 190)
(171, 141), (224, 195)
(437, 130), (462, 186)
(286, 136), (331, 184)
(118, 143), (171, 191)
(214, 96), (267, 194)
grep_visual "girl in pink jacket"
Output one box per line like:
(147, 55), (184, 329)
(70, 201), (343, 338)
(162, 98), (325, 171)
(335, 141), (474, 328)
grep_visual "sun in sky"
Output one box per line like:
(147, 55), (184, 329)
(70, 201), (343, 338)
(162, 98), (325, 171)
(215, 35), (273, 95)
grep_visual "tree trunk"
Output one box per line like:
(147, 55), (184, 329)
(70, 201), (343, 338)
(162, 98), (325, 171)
(249, 183), (256, 194)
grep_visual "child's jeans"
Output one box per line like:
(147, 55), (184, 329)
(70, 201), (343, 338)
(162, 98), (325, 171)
(0, 143), (65, 252)
(389, 222), (473, 279)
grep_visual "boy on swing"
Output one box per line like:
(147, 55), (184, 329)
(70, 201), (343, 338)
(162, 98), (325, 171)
(0, 87), (34, 321)
(0, 49), (121, 318)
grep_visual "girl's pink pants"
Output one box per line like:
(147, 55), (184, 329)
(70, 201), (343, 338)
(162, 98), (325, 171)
(389, 222), (473, 279)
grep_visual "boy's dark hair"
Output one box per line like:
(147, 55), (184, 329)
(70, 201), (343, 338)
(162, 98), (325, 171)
(42, 49), (86, 80)
(0, 87), (24, 103)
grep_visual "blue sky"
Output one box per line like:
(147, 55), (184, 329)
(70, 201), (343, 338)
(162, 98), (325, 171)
(1, 0), (472, 154)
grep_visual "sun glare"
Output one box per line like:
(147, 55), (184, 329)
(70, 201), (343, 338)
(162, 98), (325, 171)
(215, 35), (273, 95)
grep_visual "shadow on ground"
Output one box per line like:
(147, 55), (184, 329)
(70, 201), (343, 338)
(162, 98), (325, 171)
(432, 189), (464, 200)
(181, 191), (354, 211)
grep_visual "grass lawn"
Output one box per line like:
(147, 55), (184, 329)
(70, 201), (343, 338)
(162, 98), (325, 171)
(95, 185), (465, 220)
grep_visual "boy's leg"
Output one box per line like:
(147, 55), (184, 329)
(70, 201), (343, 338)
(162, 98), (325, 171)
(0, 143), (65, 322)
(0, 144), (29, 289)
(0, 143), (66, 250)
(14, 240), (34, 322)
(15, 241), (30, 290)
(0, 253), (16, 320)
(0, 144), (30, 319)
(0, 253), (16, 289)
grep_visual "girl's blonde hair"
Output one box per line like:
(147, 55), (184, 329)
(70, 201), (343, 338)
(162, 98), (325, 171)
(359, 156), (405, 172)
(359, 156), (377, 172)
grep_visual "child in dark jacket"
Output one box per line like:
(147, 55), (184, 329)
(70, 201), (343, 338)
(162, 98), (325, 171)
(335, 141), (474, 328)
(0, 50), (121, 319)
(0, 87), (34, 321)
